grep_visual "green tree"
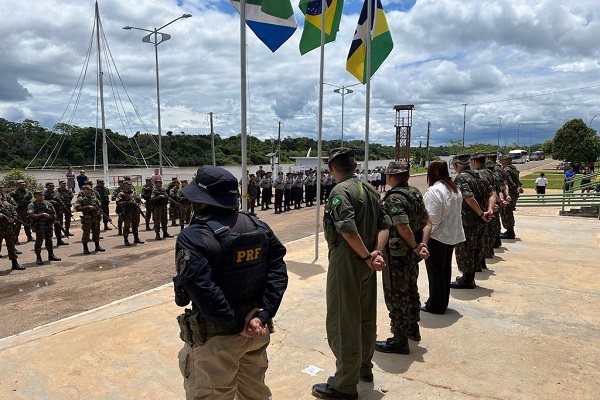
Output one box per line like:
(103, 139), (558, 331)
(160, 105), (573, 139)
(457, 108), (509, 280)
(552, 119), (600, 162)
(542, 139), (554, 156)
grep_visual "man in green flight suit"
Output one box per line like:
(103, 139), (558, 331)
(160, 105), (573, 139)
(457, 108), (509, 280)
(312, 148), (392, 400)
(376, 161), (431, 355)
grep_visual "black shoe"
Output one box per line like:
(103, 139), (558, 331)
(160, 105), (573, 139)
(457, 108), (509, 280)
(27, 236), (34, 243)
(274, 211), (280, 214)
(311, 383), (357, 399)
(406, 323), (421, 341)
(155, 234), (162, 240)
(48, 254), (61, 262)
(163, 233), (173, 238)
(359, 373), (374, 383)
(500, 229), (515, 239)
(95, 245), (105, 252)
(104, 225), (112, 231)
(14, 241), (21, 245)
(450, 275), (476, 289)
(420, 306), (431, 313)
(375, 335), (410, 354)
(15, 249), (23, 255)
(145, 225), (152, 231)
(36, 257), (44, 265)
(134, 237), (145, 244)
(83, 244), (90, 255)
(481, 260), (488, 269)
(11, 260), (26, 270)
(66, 231), (73, 237)
(475, 265), (482, 272)
(118, 229), (123, 236)
(124, 238), (131, 246)
(57, 240), (69, 246)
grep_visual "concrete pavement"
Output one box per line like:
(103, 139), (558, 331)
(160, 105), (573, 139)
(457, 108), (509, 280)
(0, 213), (599, 400)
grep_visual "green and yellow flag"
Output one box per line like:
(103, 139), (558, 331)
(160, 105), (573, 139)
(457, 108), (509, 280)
(299, 0), (344, 55)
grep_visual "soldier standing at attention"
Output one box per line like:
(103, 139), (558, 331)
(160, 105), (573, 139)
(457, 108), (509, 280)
(115, 180), (145, 246)
(57, 180), (74, 237)
(313, 148), (391, 400)
(376, 161), (431, 355)
(304, 170), (317, 207)
(284, 172), (293, 212)
(75, 186), (105, 255)
(10, 180), (34, 244)
(173, 165), (288, 400)
(273, 172), (285, 214)
(259, 172), (272, 211)
(94, 179), (112, 231)
(43, 182), (68, 247)
(499, 154), (523, 239)
(470, 154), (498, 272)
(324, 170), (334, 203)
(167, 177), (179, 226)
(176, 179), (192, 230)
(112, 179), (125, 236)
(0, 187), (25, 270)
(485, 153), (509, 249)
(293, 172), (304, 209)
(151, 179), (172, 240)
(28, 190), (61, 265)
(141, 177), (155, 231)
(247, 174), (257, 214)
(450, 155), (493, 289)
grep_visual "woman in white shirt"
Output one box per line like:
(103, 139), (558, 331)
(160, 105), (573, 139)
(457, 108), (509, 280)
(535, 172), (548, 196)
(422, 160), (466, 314)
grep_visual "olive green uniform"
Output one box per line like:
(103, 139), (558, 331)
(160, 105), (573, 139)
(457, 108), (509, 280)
(0, 201), (19, 261)
(473, 167), (495, 268)
(10, 188), (33, 242)
(176, 188), (192, 228)
(95, 185), (111, 229)
(75, 193), (102, 243)
(27, 200), (56, 257)
(323, 175), (391, 395)
(115, 189), (143, 242)
(151, 187), (170, 237)
(57, 187), (74, 235)
(383, 183), (429, 336)
(141, 183), (154, 230)
(501, 164), (521, 231)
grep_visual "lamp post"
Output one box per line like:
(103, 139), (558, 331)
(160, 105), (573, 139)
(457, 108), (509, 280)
(462, 103), (468, 149)
(123, 13), (192, 175)
(516, 124), (520, 147)
(529, 128), (532, 156)
(590, 115), (597, 127)
(324, 82), (360, 147)
(497, 117), (502, 154)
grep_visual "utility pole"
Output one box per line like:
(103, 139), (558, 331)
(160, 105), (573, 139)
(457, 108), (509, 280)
(426, 122), (431, 167)
(516, 124), (520, 147)
(277, 121), (282, 173)
(209, 112), (215, 166)
(497, 117), (502, 154)
(462, 103), (468, 149)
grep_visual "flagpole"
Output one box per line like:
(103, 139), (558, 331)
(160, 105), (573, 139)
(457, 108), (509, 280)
(240, 0), (248, 212)
(315, 0), (326, 260)
(363, 0), (373, 182)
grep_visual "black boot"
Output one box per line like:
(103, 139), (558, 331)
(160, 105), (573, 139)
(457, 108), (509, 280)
(134, 236), (144, 244)
(27, 235), (34, 243)
(500, 228), (515, 239)
(57, 238), (68, 246)
(118, 227), (122, 236)
(493, 236), (502, 248)
(124, 236), (131, 246)
(95, 241), (105, 252)
(83, 243), (90, 255)
(145, 224), (151, 231)
(163, 231), (173, 238)
(450, 273), (476, 289)
(15, 249), (23, 255)
(104, 223), (112, 231)
(375, 333), (410, 354)
(11, 259), (26, 270)
(48, 252), (61, 262)
(36, 253), (44, 265)
(155, 233), (162, 240)
(406, 323), (421, 341)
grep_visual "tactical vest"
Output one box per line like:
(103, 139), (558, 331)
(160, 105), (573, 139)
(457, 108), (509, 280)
(199, 212), (270, 314)
(383, 185), (425, 257)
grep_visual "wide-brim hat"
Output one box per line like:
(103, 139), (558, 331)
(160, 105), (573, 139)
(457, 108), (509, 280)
(180, 165), (239, 209)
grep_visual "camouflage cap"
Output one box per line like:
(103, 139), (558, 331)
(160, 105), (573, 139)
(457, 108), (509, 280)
(172, 176), (178, 181)
(328, 147), (354, 164)
(486, 152), (498, 159)
(97, 179), (104, 183)
(33, 189), (43, 195)
(498, 154), (513, 161)
(46, 182), (54, 186)
(145, 177), (152, 181)
(469, 153), (486, 162)
(17, 180), (26, 184)
(58, 180), (66, 184)
(181, 179), (188, 183)
(386, 160), (410, 175)
(82, 185), (91, 190)
(451, 154), (471, 165)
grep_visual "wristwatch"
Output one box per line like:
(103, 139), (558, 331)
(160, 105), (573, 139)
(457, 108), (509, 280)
(360, 253), (371, 261)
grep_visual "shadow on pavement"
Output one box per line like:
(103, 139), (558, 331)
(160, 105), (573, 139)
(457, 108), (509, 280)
(450, 286), (493, 301)
(419, 308), (463, 329)
(374, 344), (428, 374)
(286, 260), (325, 280)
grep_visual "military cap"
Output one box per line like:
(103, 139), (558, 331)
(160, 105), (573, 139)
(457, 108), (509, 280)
(498, 154), (513, 161)
(278, 171), (283, 175)
(17, 180), (26, 184)
(386, 160), (410, 175)
(286, 172), (292, 175)
(46, 182), (55, 187)
(145, 177), (152, 181)
(181, 179), (188, 183)
(172, 176), (178, 181)
(469, 153), (486, 162)
(180, 165), (239, 209)
(328, 147), (354, 164)
(58, 180), (66, 184)
(154, 179), (163, 183)
(82, 185), (91, 190)
(486, 152), (498, 159)
(123, 176), (131, 180)
(118, 179), (125, 183)
(451, 154), (471, 165)
(97, 179), (104, 183)
(85, 181), (93, 186)
(33, 189), (43, 195)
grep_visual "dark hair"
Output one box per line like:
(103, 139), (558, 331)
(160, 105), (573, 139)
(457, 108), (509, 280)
(329, 156), (355, 175)
(427, 160), (458, 193)
(540, 172), (545, 177)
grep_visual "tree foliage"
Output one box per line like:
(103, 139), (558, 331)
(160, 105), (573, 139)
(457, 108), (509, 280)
(552, 119), (600, 162)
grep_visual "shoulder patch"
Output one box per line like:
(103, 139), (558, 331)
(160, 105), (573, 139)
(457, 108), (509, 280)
(330, 195), (342, 207)
(175, 249), (191, 275)
(390, 206), (400, 214)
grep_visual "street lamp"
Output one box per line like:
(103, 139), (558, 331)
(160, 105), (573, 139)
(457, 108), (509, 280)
(324, 82), (360, 147)
(516, 124), (520, 147)
(497, 117), (502, 154)
(123, 13), (192, 175)
(590, 115), (597, 127)
(462, 103), (468, 149)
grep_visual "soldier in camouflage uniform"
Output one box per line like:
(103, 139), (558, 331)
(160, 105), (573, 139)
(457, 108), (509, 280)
(112, 179), (125, 235)
(94, 179), (112, 231)
(27, 190), (61, 265)
(141, 177), (154, 231)
(57, 180), (74, 236)
(43, 182), (69, 247)
(151, 179), (173, 240)
(10, 180), (34, 243)
(0, 186), (25, 270)
(376, 161), (432, 355)
(450, 155), (494, 289)
(75, 186), (105, 255)
(470, 154), (498, 272)
(176, 179), (192, 230)
(499, 154), (523, 239)
(115, 180), (144, 246)
(485, 153), (509, 251)
(167, 177), (179, 226)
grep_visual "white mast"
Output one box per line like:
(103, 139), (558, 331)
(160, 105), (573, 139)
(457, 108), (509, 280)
(95, 1), (110, 185)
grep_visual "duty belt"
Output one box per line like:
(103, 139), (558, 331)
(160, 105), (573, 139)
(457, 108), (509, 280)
(177, 308), (233, 347)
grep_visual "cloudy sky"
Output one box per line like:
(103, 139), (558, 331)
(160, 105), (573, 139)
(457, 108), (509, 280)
(1, 0), (599, 150)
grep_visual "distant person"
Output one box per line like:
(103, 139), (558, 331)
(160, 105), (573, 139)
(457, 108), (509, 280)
(65, 166), (76, 192)
(150, 168), (162, 184)
(76, 170), (88, 191)
(580, 167), (592, 193)
(535, 172), (548, 197)
(564, 167), (575, 192)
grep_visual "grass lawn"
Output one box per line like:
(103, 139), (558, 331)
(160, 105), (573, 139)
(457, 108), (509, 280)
(521, 171), (599, 190)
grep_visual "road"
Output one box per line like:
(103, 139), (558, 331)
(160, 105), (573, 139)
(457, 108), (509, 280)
(0, 159), (557, 338)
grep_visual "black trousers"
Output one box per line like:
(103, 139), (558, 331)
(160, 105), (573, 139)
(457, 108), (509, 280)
(274, 189), (283, 211)
(424, 238), (455, 314)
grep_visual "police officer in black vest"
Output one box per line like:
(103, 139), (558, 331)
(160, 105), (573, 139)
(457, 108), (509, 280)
(173, 165), (288, 399)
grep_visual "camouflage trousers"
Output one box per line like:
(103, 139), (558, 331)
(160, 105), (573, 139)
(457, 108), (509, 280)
(33, 224), (54, 255)
(13, 208), (32, 240)
(179, 204), (192, 227)
(0, 229), (18, 260)
(122, 210), (141, 237)
(54, 211), (64, 239)
(382, 253), (421, 335)
(485, 212), (501, 256)
(455, 222), (485, 274)
(144, 203), (154, 225)
(501, 195), (518, 230)
(153, 205), (168, 233)
(81, 213), (101, 243)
